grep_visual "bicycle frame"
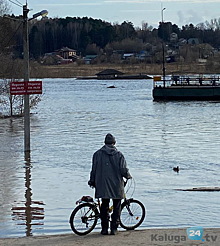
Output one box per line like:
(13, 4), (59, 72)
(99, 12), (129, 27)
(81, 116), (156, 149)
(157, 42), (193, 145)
(76, 195), (132, 217)
(70, 179), (145, 235)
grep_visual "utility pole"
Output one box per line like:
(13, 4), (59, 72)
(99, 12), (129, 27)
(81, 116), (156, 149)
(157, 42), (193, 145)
(23, 4), (31, 156)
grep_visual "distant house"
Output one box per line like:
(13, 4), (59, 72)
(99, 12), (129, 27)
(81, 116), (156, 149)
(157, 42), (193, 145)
(170, 32), (178, 42)
(166, 55), (176, 63)
(96, 69), (124, 79)
(84, 55), (98, 64)
(188, 38), (200, 45)
(56, 47), (78, 60)
(123, 53), (135, 60)
(41, 54), (73, 65)
(42, 47), (79, 65)
(136, 50), (151, 60)
(179, 38), (187, 46)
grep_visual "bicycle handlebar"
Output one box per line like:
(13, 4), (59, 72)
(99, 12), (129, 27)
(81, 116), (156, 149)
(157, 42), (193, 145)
(124, 177), (132, 187)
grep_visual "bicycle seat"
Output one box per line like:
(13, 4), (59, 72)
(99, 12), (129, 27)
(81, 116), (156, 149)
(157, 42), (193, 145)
(77, 196), (94, 204)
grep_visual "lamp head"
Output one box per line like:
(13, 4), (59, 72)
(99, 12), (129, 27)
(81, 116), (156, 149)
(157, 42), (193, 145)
(32, 10), (48, 19)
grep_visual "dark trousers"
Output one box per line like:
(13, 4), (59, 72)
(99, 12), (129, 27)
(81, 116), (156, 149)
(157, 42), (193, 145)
(100, 199), (121, 230)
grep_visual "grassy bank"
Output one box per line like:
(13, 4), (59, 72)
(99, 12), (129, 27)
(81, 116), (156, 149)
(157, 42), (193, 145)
(30, 62), (219, 79)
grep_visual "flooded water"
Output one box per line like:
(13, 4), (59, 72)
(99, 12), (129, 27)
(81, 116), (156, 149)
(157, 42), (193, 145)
(1, 78), (220, 238)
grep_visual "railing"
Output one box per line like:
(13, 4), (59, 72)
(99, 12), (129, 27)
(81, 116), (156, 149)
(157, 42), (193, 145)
(153, 75), (220, 88)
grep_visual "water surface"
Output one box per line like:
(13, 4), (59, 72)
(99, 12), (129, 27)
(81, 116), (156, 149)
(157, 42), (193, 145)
(1, 78), (220, 237)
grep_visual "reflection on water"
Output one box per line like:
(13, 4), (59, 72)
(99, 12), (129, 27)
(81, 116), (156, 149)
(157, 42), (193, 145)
(1, 78), (220, 238)
(11, 156), (45, 236)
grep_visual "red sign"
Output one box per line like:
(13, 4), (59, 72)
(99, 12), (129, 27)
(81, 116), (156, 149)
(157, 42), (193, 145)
(26, 81), (42, 95)
(10, 82), (26, 95)
(10, 81), (42, 95)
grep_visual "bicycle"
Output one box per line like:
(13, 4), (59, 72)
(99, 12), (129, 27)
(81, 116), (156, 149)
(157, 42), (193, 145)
(69, 179), (146, 235)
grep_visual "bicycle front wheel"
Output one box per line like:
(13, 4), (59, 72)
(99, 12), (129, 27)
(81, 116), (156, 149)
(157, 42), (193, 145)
(69, 203), (99, 235)
(120, 199), (145, 230)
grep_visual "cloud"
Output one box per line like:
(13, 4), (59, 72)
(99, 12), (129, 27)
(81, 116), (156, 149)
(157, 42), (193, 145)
(36, 0), (220, 7)
(177, 11), (184, 24)
(121, 9), (158, 12)
(177, 9), (204, 25)
(105, 0), (220, 2)
(36, 3), (102, 7)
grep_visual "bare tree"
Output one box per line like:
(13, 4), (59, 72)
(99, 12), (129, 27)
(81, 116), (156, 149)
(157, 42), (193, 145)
(0, 78), (42, 117)
(0, 1), (42, 118)
(0, 0), (10, 16)
(205, 18), (220, 30)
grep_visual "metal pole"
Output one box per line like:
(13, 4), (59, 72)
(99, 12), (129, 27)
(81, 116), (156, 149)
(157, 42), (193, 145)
(161, 8), (166, 87)
(23, 4), (30, 154)
(162, 43), (166, 87)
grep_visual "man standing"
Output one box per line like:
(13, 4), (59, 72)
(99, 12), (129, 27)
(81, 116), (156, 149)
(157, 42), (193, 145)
(88, 133), (132, 235)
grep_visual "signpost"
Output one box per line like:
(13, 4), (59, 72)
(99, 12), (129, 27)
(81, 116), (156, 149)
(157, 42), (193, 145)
(10, 80), (42, 158)
(10, 81), (43, 95)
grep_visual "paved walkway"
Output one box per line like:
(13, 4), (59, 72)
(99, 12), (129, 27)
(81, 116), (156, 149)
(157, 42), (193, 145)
(1, 228), (220, 246)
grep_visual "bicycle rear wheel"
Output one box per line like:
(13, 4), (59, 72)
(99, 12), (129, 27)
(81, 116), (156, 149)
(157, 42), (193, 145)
(119, 199), (145, 230)
(69, 203), (99, 235)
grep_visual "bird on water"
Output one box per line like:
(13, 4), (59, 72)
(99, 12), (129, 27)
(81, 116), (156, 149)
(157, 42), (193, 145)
(173, 166), (179, 173)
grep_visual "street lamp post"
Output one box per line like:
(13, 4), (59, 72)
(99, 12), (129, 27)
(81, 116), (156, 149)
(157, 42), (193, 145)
(161, 7), (166, 87)
(22, 4), (48, 157)
(23, 4), (30, 155)
(161, 7), (166, 23)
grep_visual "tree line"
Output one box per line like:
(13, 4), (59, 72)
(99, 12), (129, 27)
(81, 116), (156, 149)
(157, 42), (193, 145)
(1, 14), (220, 60)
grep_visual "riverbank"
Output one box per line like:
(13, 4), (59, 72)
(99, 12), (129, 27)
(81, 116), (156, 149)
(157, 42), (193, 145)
(30, 62), (219, 79)
(1, 228), (220, 246)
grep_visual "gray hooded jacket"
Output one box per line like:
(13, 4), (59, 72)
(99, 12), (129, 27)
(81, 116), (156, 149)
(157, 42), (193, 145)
(89, 144), (131, 199)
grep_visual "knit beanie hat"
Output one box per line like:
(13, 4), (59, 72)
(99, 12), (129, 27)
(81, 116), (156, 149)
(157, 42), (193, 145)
(104, 133), (116, 145)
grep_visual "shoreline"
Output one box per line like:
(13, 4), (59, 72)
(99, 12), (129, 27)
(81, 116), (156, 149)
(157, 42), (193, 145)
(27, 62), (220, 79)
(1, 228), (220, 246)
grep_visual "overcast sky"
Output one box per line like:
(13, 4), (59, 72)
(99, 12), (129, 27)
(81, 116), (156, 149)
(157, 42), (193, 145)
(10, 0), (220, 28)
